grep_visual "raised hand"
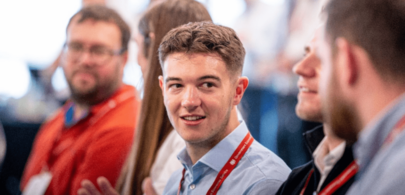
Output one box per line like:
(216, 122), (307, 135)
(78, 177), (119, 195)
(142, 177), (158, 195)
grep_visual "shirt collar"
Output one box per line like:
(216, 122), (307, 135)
(64, 102), (89, 127)
(177, 120), (249, 172)
(313, 139), (346, 172)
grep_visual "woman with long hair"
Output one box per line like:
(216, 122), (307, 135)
(78, 1), (212, 194)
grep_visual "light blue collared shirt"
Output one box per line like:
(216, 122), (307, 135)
(163, 121), (291, 195)
(347, 93), (405, 195)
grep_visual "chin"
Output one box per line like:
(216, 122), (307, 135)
(296, 108), (323, 122)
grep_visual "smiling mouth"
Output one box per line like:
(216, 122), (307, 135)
(181, 116), (206, 121)
(300, 87), (316, 93)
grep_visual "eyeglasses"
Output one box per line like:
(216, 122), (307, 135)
(63, 42), (124, 65)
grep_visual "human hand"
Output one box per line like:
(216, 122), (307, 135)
(78, 177), (119, 195)
(142, 177), (158, 195)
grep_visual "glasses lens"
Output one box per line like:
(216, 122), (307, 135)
(63, 43), (119, 64)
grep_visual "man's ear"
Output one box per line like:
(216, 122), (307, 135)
(233, 76), (249, 105)
(335, 38), (358, 86)
(158, 75), (164, 96)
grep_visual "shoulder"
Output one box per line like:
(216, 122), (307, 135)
(243, 140), (291, 180)
(92, 93), (139, 130)
(275, 161), (313, 195)
(350, 136), (405, 195)
(222, 141), (291, 194)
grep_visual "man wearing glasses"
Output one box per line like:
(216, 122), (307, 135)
(21, 5), (139, 195)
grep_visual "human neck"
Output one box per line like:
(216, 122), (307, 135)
(323, 124), (344, 152)
(187, 107), (240, 164)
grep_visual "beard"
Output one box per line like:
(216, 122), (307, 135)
(323, 69), (362, 144)
(67, 67), (120, 106)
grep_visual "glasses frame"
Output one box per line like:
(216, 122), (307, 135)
(62, 42), (125, 65)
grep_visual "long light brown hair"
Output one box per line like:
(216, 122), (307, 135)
(116, 1), (212, 194)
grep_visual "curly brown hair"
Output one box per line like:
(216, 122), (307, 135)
(159, 21), (246, 76)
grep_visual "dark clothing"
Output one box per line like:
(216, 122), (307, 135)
(276, 126), (355, 195)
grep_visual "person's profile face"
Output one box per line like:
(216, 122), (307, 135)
(293, 35), (323, 122)
(159, 52), (236, 145)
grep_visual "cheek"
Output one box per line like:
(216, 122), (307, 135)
(319, 64), (331, 96)
(164, 94), (178, 112)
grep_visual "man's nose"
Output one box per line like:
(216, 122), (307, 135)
(78, 50), (96, 67)
(293, 55), (316, 77)
(181, 87), (201, 111)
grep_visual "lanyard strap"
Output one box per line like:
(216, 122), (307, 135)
(382, 115), (405, 149)
(300, 169), (314, 195)
(300, 161), (358, 195)
(177, 132), (254, 195)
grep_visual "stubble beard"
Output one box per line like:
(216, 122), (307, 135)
(68, 66), (120, 106)
(325, 70), (361, 144)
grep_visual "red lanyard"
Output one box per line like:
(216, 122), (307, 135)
(300, 161), (358, 195)
(177, 132), (254, 195)
(382, 115), (405, 149)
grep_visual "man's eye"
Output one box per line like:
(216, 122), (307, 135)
(68, 43), (83, 52)
(91, 47), (108, 56)
(169, 84), (182, 88)
(201, 82), (214, 88)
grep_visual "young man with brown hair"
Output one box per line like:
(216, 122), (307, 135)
(158, 22), (290, 195)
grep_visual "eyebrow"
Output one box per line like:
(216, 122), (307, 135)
(198, 75), (221, 82)
(165, 77), (182, 83)
(165, 75), (221, 83)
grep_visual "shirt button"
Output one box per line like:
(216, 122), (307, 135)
(189, 184), (196, 190)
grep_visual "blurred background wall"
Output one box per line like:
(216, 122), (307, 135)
(0, 0), (321, 194)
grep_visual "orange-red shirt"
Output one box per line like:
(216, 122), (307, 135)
(21, 84), (139, 195)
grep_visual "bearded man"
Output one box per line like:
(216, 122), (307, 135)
(21, 5), (139, 195)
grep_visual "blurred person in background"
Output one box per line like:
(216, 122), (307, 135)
(317, 0), (405, 194)
(235, 0), (323, 168)
(77, 1), (213, 195)
(275, 0), (323, 168)
(276, 32), (356, 195)
(20, 5), (140, 194)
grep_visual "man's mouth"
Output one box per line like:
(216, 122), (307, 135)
(299, 87), (316, 93)
(181, 116), (206, 121)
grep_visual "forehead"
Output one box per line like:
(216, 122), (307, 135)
(162, 52), (230, 79)
(67, 17), (121, 48)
